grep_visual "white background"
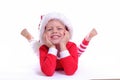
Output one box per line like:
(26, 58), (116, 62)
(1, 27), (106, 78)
(0, 0), (120, 80)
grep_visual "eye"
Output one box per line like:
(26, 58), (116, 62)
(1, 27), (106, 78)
(46, 28), (53, 31)
(57, 27), (63, 30)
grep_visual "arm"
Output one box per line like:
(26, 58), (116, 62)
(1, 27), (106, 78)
(40, 33), (57, 76)
(59, 31), (78, 75)
(78, 28), (97, 57)
(60, 43), (78, 75)
(40, 46), (57, 76)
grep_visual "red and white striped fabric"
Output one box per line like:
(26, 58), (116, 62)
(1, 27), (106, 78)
(77, 38), (89, 57)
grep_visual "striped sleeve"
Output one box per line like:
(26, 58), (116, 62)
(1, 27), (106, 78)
(78, 38), (89, 57)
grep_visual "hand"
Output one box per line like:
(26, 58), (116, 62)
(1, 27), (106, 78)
(60, 31), (70, 51)
(42, 33), (55, 48)
(85, 28), (98, 41)
(60, 31), (70, 45)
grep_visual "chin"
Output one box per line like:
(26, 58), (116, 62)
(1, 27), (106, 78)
(52, 42), (59, 45)
(52, 41), (60, 45)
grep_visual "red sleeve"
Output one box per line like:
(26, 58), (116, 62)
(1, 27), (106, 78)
(39, 45), (57, 76)
(60, 42), (78, 75)
(78, 38), (89, 57)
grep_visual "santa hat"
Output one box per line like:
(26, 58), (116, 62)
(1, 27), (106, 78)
(39, 12), (73, 44)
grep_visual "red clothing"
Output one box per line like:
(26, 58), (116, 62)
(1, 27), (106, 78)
(78, 38), (89, 57)
(39, 39), (89, 76)
(39, 41), (78, 76)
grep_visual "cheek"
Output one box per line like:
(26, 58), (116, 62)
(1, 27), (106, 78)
(62, 31), (65, 36)
(47, 34), (51, 38)
(44, 32), (50, 38)
(47, 33), (54, 40)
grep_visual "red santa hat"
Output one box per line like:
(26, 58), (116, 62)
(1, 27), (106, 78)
(39, 12), (73, 44)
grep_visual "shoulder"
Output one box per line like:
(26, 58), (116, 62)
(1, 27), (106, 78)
(67, 41), (76, 45)
(39, 45), (48, 51)
(66, 41), (77, 48)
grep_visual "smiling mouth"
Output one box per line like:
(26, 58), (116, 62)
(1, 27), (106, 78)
(51, 35), (61, 39)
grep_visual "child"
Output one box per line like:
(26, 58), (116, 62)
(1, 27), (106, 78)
(21, 12), (97, 76)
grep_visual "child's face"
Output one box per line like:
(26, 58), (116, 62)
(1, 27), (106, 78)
(44, 19), (66, 44)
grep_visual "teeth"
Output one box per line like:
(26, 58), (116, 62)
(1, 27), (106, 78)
(51, 35), (59, 39)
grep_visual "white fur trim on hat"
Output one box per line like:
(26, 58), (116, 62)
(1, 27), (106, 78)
(39, 12), (73, 44)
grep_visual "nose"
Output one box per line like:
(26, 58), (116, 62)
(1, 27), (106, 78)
(52, 28), (58, 33)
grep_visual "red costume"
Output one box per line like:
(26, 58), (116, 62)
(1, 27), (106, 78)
(39, 38), (89, 76)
